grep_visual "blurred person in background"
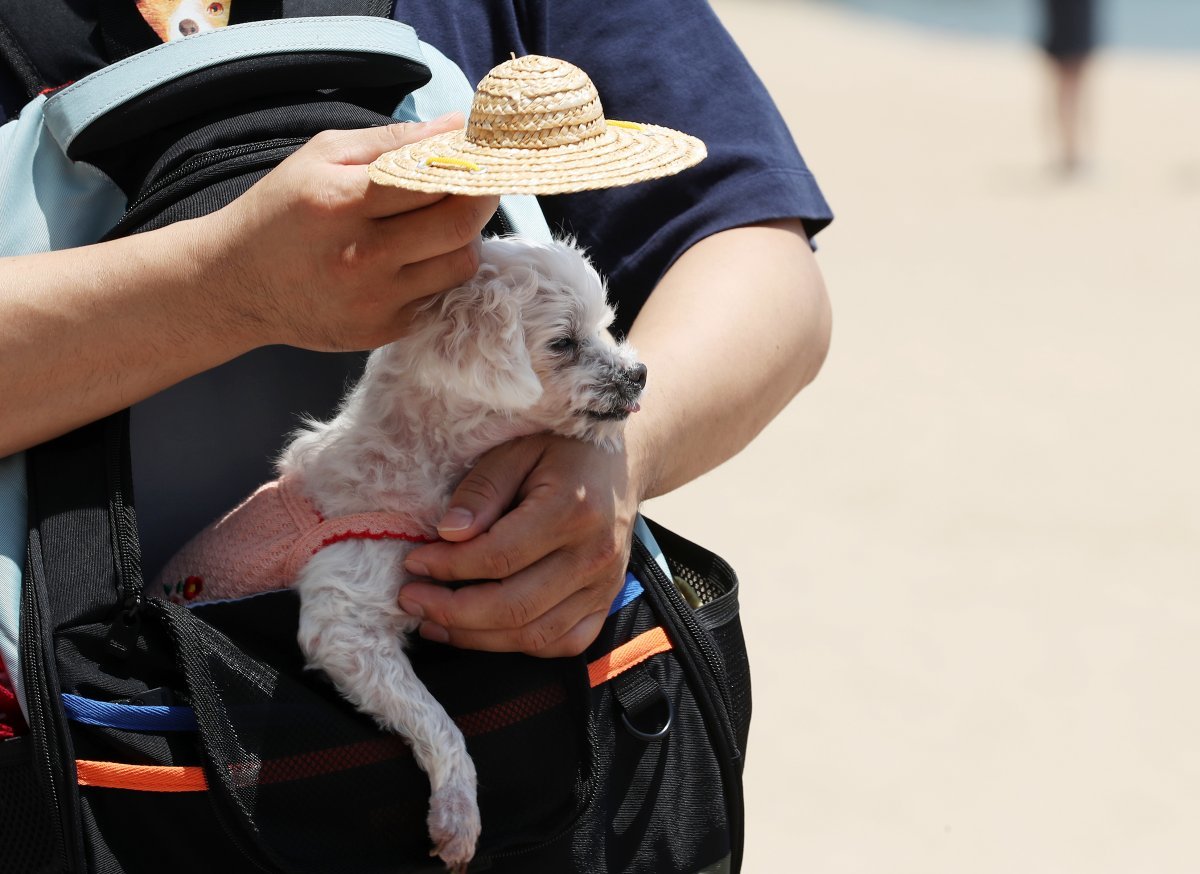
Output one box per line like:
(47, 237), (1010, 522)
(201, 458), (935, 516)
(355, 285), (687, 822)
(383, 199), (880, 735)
(1039, 0), (1099, 174)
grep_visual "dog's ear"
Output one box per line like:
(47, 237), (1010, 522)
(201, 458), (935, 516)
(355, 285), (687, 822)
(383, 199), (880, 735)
(405, 266), (544, 411)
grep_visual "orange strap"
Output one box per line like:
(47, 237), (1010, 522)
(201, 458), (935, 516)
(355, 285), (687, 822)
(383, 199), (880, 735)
(77, 759), (207, 792)
(587, 626), (672, 688)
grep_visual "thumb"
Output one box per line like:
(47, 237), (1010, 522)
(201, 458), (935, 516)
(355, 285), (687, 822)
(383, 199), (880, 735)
(318, 112), (464, 165)
(434, 438), (545, 542)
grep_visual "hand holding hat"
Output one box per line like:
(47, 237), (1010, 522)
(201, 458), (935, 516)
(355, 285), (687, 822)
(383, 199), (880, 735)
(369, 54), (706, 196)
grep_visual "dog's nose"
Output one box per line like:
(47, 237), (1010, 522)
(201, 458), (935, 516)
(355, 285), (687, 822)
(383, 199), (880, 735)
(178, 18), (199, 36)
(625, 363), (648, 391)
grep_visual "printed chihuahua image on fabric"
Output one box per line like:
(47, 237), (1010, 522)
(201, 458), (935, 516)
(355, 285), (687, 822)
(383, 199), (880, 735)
(136, 0), (231, 42)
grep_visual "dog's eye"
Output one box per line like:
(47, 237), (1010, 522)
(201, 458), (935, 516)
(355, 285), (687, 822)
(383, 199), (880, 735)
(547, 336), (578, 355)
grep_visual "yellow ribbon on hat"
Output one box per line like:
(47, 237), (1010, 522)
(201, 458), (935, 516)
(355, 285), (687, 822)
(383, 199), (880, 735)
(424, 156), (483, 172)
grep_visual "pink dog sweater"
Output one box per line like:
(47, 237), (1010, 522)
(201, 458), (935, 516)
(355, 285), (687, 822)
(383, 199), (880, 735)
(154, 476), (434, 605)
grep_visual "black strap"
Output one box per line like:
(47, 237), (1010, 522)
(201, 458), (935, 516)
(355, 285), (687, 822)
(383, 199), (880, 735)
(151, 599), (288, 872)
(612, 657), (673, 742)
(0, 13), (45, 98)
(95, 0), (161, 63)
(612, 663), (662, 721)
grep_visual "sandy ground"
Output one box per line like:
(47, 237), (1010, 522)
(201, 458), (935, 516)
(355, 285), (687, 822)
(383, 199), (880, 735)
(642, 2), (1200, 871)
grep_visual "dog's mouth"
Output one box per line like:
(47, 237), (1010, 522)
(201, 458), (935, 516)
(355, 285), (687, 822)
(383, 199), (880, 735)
(581, 400), (641, 422)
(577, 364), (646, 423)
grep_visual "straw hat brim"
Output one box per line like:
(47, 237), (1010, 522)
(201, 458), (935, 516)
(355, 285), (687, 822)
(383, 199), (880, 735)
(367, 123), (707, 196)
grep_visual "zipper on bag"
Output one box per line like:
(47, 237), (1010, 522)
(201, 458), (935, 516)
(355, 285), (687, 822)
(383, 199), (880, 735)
(123, 137), (308, 215)
(103, 413), (144, 658)
(109, 138), (308, 238)
(21, 526), (75, 872)
(630, 534), (746, 871)
(631, 536), (738, 755)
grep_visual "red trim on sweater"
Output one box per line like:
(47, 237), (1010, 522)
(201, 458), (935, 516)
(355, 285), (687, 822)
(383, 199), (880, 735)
(313, 529), (437, 554)
(38, 80), (75, 96)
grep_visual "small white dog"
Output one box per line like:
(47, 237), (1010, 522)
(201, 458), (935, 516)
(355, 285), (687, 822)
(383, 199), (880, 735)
(154, 236), (645, 871)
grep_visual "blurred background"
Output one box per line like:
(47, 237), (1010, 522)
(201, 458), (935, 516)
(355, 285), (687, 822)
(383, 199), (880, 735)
(643, 0), (1199, 871)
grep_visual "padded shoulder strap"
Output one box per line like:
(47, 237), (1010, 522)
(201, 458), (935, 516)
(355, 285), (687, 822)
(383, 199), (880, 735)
(42, 16), (426, 155)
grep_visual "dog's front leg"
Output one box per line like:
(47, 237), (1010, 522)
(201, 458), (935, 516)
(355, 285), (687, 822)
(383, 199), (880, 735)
(295, 540), (480, 872)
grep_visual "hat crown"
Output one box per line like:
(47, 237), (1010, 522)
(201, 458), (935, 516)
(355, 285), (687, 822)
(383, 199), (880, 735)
(467, 55), (607, 150)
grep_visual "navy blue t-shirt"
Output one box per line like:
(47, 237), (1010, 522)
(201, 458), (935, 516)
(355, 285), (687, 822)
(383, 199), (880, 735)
(0, 2), (833, 577)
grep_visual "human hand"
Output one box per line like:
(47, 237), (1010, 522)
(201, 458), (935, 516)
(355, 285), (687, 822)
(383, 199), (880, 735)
(398, 434), (643, 658)
(198, 113), (500, 352)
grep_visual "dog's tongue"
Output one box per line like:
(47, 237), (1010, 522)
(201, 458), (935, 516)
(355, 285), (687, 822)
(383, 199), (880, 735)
(626, 401), (641, 414)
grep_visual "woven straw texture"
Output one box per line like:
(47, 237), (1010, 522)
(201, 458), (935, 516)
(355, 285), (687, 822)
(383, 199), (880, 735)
(369, 54), (706, 195)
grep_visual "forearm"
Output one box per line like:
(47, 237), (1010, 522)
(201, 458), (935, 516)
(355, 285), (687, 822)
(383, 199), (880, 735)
(624, 219), (831, 500)
(0, 218), (254, 456)
(0, 117), (495, 458)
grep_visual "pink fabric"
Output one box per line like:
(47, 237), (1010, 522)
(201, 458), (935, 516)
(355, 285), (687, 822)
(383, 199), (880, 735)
(154, 476), (433, 605)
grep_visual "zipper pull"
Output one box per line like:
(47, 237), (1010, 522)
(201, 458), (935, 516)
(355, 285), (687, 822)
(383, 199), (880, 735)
(106, 596), (143, 658)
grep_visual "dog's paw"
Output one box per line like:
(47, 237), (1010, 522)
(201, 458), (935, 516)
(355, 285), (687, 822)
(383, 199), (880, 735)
(428, 783), (481, 873)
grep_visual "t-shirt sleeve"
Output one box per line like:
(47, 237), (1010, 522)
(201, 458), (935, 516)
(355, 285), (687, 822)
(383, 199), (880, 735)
(519, 0), (833, 332)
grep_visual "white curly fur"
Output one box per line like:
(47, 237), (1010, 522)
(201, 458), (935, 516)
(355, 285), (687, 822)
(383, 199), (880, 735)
(279, 236), (644, 872)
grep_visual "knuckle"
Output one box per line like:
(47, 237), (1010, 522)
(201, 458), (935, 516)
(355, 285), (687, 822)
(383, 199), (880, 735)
(455, 471), (503, 506)
(297, 180), (347, 221)
(517, 623), (553, 656)
(338, 230), (388, 278)
(307, 129), (338, 151)
(569, 493), (606, 530)
(335, 238), (364, 272)
(457, 239), (482, 278)
(501, 591), (537, 629)
(594, 534), (624, 569)
(307, 129), (350, 162)
(446, 203), (480, 249)
(578, 534), (624, 578)
(381, 122), (415, 149)
(482, 545), (521, 581)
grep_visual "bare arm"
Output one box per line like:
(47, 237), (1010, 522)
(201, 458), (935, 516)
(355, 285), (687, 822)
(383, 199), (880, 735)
(401, 219), (831, 655)
(625, 219), (831, 499)
(0, 115), (497, 457)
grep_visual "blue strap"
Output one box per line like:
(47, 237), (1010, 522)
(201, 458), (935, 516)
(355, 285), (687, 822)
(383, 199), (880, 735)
(61, 692), (198, 732)
(61, 572), (644, 732)
(608, 572), (644, 616)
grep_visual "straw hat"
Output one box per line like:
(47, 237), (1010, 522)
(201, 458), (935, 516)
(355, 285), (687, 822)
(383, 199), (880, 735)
(368, 54), (706, 196)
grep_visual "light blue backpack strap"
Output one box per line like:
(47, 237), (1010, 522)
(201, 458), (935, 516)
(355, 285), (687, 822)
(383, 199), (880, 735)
(634, 515), (673, 581)
(42, 17), (426, 153)
(1, 103), (128, 720)
(0, 102), (127, 256)
(393, 39), (552, 243)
